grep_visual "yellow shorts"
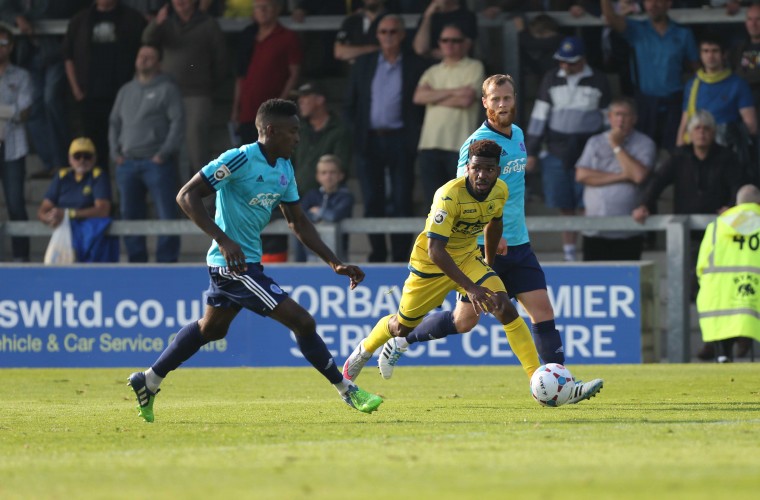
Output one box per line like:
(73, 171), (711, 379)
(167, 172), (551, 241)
(396, 251), (506, 328)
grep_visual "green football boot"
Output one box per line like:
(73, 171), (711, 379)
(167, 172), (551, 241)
(342, 385), (383, 413)
(128, 372), (159, 422)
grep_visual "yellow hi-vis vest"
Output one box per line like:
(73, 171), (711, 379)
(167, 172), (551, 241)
(696, 203), (760, 342)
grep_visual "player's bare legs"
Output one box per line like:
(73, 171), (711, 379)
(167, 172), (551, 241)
(515, 289), (554, 324)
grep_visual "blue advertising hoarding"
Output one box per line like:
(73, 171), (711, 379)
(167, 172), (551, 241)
(0, 264), (643, 367)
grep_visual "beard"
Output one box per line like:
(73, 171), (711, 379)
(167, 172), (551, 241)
(486, 105), (515, 128)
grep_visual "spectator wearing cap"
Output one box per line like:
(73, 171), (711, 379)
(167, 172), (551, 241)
(232, 0), (302, 144)
(413, 23), (484, 203)
(38, 137), (119, 263)
(525, 35), (611, 262)
(293, 82), (353, 195)
(38, 138), (112, 228)
(601, 0), (699, 150)
(109, 44), (184, 263)
(334, 0), (389, 64)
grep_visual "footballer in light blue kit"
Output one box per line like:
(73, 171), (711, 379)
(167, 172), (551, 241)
(200, 141), (300, 266)
(127, 99), (383, 422)
(375, 75), (604, 404)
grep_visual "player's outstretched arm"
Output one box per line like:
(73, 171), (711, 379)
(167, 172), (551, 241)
(177, 173), (247, 273)
(281, 203), (365, 289)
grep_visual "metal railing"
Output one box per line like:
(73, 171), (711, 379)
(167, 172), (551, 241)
(1, 214), (714, 363)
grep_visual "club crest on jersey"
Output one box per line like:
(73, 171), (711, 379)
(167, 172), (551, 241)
(213, 164), (231, 180)
(487, 201), (495, 214)
(434, 208), (448, 224)
(279, 174), (288, 186)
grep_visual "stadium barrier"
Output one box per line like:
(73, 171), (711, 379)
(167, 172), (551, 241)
(1, 214), (714, 363)
(0, 262), (654, 368)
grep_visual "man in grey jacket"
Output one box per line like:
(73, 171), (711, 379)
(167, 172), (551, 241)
(109, 43), (185, 262)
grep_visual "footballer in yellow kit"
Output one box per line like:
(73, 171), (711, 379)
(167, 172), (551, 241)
(400, 172), (507, 326)
(342, 139), (541, 382)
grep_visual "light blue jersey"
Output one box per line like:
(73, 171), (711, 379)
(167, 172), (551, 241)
(456, 121), (529, 246)
(200, 142), (300, 266)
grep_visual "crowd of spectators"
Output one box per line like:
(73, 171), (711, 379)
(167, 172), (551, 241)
(0, 2), (758, 265)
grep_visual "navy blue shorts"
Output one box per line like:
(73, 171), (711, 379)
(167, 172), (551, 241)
(205, 265), (289, 316)
(461, 243), (547, 301)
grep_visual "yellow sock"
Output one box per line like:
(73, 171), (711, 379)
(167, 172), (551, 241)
(503, 317), (541, 379)
(362, 314), (394, 353)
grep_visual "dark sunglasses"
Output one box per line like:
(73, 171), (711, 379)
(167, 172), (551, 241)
(439, 38), (464, 44)
(72, 152), (94, 161)
(378, 29), (399, 35)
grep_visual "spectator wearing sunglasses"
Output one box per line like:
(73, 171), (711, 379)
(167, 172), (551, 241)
(38, 137), (112, 228)
(38, 137), (120, 262)
(412, 0), (477, 60)
(344, 14), (430, 262)
(414, 24), (484, 202)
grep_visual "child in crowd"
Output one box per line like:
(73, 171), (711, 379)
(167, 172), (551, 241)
(294, 155), (354, 262)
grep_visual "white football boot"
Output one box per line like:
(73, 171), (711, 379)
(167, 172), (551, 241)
(566, 378), (604, 404)
(378, 337), (408, 379)
(342, 342), (372, 381)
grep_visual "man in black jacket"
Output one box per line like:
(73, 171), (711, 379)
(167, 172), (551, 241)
(632, 109), (750, 358)
(344, 13), (429, 262)
(632, 110), (745, 230)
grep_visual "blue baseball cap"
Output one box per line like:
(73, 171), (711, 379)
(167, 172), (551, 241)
(553, 36), (585, 63)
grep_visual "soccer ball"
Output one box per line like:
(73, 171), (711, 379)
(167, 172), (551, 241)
(530, 363), (575, 407)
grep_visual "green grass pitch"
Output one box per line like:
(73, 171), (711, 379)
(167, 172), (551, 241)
(1, 364), (758, 499)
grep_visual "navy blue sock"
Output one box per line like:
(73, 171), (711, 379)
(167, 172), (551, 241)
(151, 321), (209, 377)
(296, 332), (343, 384)
(532, 320), (565, 364)
(406, 310), (458, 345)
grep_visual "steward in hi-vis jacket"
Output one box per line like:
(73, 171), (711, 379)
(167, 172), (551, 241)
(697, 186), (760, 361)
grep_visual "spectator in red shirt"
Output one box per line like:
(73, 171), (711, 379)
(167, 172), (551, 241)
(232, 0), (302, 144)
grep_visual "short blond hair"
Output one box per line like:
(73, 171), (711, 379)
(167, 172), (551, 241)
(317, 154), (344, 173)
(481, 74), (516, 98)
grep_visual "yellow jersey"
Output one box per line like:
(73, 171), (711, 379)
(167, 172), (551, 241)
(409, 176), (508, 276)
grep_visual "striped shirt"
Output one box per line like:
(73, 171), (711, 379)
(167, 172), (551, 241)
(525, 64), (611, 163)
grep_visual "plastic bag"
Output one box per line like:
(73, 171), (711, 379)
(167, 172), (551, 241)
(44, 211), (76, 265)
